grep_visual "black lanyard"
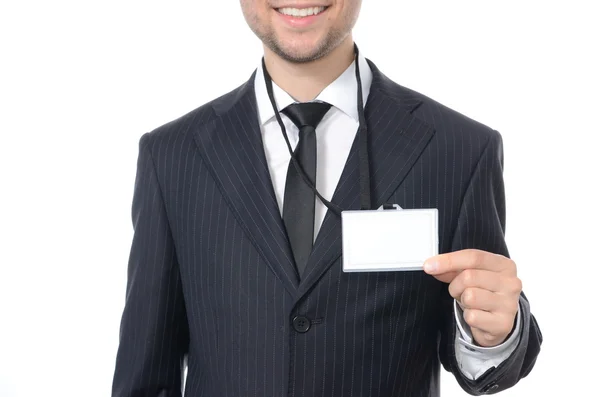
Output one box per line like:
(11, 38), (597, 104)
(261, 43), (371, 216)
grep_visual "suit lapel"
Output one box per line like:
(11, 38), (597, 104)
(192, 73), (299, 296)
(298, 60), (436, 296)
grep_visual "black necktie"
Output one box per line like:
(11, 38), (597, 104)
(281, 102), (332, 278)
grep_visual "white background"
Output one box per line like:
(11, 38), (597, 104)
(1, 1), (598, 396)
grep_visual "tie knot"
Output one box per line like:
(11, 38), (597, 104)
(282, 102), (332, 130)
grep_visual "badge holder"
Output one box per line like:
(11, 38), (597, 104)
(341, 204), (438, 272)
(263, 45), (437, 273)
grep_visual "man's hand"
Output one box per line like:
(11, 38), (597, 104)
(423, 249), (521, 347)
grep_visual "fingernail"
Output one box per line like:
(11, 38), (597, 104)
(424, 261), (438, 273)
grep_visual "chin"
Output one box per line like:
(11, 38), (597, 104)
(271, 35), (331, 63)
(274, 45), (325, 63)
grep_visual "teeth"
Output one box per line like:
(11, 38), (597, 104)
(278, 6), (326, 17)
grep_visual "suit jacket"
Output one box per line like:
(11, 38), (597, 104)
(112, 59), (542, 397)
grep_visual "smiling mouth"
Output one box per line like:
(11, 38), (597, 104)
(276, 6), (328, 17)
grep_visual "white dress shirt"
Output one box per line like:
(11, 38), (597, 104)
(253, 54), (521, 380)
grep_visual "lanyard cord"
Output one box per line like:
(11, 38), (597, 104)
(354, 44), (371, 211)
(261, 43), (371, 217)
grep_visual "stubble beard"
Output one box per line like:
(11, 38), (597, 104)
(259, 27), (349, 64)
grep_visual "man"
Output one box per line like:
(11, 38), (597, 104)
(112, 1), (542, 396)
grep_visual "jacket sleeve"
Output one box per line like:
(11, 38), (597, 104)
(438, 130), (543, 395)
(112, 132), (190, 397)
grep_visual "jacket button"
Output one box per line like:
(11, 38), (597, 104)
(292, 316), (311, 333)
(483, 383), (499, 393)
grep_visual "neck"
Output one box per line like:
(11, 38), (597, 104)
(263, 36), (355, 102)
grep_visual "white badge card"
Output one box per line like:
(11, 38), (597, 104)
(341, 207), (438, 272)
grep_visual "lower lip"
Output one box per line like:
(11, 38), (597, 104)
(275, 8), (328, 28)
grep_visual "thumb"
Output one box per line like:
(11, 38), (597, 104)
(423, 259), (459, 283)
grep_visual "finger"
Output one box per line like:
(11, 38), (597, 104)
(471, 328), (507, 347)
(424, 249), (511, 275)
(462, 309), (511, 337)
(448, 269), (510, 298)
(459, 287), (510, 312)
(429, 270), (460, 284)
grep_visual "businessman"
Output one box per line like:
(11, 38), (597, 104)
(112, 1), (542, 396)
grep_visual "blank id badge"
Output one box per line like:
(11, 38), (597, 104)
(341, 205), (438, 272)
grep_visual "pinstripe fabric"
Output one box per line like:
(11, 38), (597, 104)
(112, 59), (542, 397)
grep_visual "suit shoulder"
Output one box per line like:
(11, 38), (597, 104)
(139, 79), (251, 151)
(396, 84), (501, 145)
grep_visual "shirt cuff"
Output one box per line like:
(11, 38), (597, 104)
(453, 299), (522, 380)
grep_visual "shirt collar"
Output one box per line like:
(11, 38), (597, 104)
(254, 53), (373, 126)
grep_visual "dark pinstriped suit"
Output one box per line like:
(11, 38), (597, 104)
(112, 59), (542, 397)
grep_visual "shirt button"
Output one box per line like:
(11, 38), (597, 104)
(292, 316), (311, 333)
